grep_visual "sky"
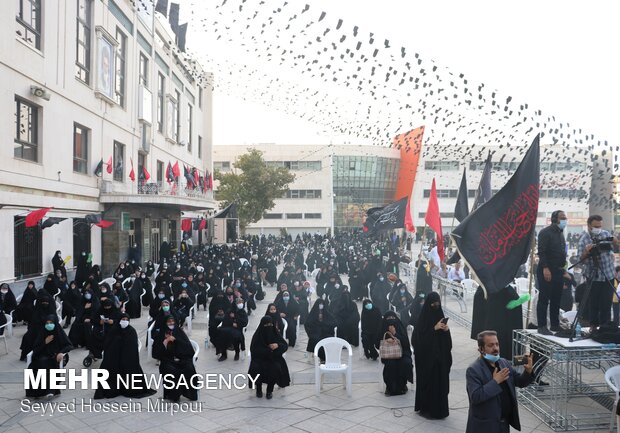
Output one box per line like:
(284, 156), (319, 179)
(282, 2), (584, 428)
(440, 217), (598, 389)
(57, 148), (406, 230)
(178, 0), (620, 149)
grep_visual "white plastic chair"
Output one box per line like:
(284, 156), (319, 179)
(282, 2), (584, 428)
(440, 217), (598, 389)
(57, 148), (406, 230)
(562, 310), (578, 323)
(604, 365), (620, 433)
(26, 350), (65, 368)
(460, 279), (479, 296)
(100, 277), (116, 287)
(190, 339), (200, 365)
(147, 320), (156, 361)
(514, 277), (530, 295)
(55, 300), (64, 327)
(313, 337), (353, 397)
(0, 314), (13, 354)
(358, 321), (364, 358)
(139, 289), (147, 308)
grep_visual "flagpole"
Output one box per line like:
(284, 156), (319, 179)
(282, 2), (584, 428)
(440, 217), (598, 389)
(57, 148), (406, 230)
(525, 231), (537, 328)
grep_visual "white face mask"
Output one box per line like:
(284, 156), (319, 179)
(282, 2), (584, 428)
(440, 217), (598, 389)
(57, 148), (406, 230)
(237, 303), (244, 309)
(319, 304), (324, 310)
(120, 320), (129, 329)
(335, 284), (340, 289)
(167, 324), (175, 330)
(591, 227), (602, 235)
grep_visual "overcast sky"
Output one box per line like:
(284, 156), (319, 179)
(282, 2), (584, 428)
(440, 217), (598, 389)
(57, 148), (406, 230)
(180, 0), (619, 148)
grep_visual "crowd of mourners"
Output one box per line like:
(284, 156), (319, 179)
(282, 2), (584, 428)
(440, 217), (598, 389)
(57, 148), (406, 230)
(0, 231), (454, 419)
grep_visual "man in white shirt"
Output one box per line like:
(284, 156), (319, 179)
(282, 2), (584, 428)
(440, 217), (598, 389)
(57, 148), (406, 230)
(448, 262), (465, 283)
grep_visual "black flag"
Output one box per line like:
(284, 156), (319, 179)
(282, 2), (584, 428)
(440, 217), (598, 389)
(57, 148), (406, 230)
(94, 159), (103, 177)
(473, 152), (492, 210)
(85, 214), (102, 224)
(41, 217), (66, 229)
(155, 0), (169, 17)
(454, 168), (469, 223)
(451, 135), (540, 295)
(363, 197), (408, 234)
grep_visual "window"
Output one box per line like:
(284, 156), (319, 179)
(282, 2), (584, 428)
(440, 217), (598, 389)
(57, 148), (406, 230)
(349, 161), (356, 171)
(187, 104), (193, 152)
(139, 52), (148, 86)
(73, 218), (91, 265)
(73, 123), (89, 174)
(157, 73), (165, 133)
(423, 189), (457, 198)
(175, 90), (181, 142)
(138, 153), (146, 182)
(418, 212), (454, 218)
(214, 161), (230, 171)
(267, 160), (322, 170)
(168, 220), (177, 249)
(424, 161), (459, 171)
(113, 141), (124, 181)
(198, 135), (202, 159)
(14, 216), (42, 278)
(263, 213), (283, 219)
(286, 213), (303, 219)
(75, 0), (92, 83)
(156, 160), (163, 183)
(16, 0), (41, 49)
(304, 213), (322, 219)
(14, 97), (39, 162)
(114, 27), (126, 106)
(283, 189), (322, 199)
(198, 87), (203, 108)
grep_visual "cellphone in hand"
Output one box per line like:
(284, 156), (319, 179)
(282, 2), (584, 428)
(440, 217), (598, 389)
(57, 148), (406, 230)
(513, 354), (528, 366)
(441, 317), (449, 324)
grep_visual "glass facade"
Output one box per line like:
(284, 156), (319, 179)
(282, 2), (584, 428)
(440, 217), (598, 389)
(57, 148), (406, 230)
(332, 155), (400, 230)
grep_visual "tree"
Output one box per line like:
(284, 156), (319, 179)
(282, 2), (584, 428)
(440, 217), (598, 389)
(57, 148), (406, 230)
(214, 149), (295, 232)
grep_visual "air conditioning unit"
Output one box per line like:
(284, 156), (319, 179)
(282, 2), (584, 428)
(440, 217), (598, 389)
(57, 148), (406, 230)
(30, 85), (51, 101)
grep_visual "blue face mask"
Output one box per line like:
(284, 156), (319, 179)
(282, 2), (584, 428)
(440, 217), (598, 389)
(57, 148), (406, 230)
(85, 293), (92, 300)
(558, 220), (567, 230)
(483, 353), (500, 363)
(45, 323), (55, 332)
(365, 303), (373, 310)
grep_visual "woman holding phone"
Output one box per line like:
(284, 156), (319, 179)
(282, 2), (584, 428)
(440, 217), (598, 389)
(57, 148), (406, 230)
(412, 291), (452, 419)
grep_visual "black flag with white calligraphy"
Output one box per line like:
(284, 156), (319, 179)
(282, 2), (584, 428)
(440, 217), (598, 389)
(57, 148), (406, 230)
(450, 135), (540, 294)
(363, 197), (408, 234)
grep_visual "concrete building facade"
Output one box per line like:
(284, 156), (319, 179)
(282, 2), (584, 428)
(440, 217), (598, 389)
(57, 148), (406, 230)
(1, 0), (215, 284)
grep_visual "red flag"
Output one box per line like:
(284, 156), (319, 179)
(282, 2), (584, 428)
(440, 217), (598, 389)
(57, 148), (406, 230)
(172, 161), (180, 178)
(95, 220), (114, 228)
(181, 218), (192, 232)
(25, 208), (52, 227)
(193, 168), (199, 186)
(143, 166), (151, 181)
(405, 197), (415, 232)
(425, 179), (444, 262)
(208, 173), (213, 190)
(106, 156), (113, 174)
(199, 219), (207, 230)
(129, 158), (135, 181)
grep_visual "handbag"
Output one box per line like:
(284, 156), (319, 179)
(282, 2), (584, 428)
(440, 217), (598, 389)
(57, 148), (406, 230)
(379, 331), (402, 360)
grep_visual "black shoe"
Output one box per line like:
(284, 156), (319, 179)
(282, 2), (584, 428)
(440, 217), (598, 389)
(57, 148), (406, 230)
(538, 327), (553, 335)
(536, 380), (549, 386)
(266, 392), (273, 400)
(234, 352), (240, 361)
(218, 354), (227, 362)
(550, 325), (561, 332)
(256, 388), (263, 398)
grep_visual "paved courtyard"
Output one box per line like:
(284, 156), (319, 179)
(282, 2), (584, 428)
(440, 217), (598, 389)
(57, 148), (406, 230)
(0, 272), (606, 433)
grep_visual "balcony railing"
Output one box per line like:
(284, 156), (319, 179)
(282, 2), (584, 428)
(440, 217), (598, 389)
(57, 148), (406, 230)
(100, 180), (214, 203)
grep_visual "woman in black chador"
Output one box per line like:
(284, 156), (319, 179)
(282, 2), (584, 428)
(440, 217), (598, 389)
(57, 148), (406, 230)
(331, 289), (360, 346)
(14, 280), (37, 324)
(412, 291), (452, 419)
(26, 315), (73, 398)
(94, 312), (156, 399)
(20, 291), (56, 361)
(380, 310), (413, 396)
(69, 288), (99, 348)
(361, 299), (382, 360)
(248, 316), (290, 399)
(216, 298), (249, 361)
(304, 298), (336, 361)
(152, 315), (198, 401)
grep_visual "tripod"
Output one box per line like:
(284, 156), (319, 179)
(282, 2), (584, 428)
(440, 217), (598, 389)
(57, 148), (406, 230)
(567, 251), (616, 342)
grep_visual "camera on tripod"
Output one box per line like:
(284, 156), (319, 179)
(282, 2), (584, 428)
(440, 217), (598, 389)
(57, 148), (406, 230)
(589, 236), (615, 256)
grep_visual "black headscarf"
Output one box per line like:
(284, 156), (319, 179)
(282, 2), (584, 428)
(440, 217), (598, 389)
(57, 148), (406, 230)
(361, 298), (382, 335)
(414, 291), (444, 335)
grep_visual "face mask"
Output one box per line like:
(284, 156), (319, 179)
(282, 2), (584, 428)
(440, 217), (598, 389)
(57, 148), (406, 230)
(283, 296), (290, 302)
(319, 304), (324, 310)
(558, 220), (567, 230)
(591, 227), (602, 235)
(483, 353), (501, 363)
(234, 282), (241, 288)
(1, 289), (7, 294)
(379, 277), (384, 282)
(365, 303), (373, 310)
(400, 289), (406, 294)
(335, 284), (340, 289)
(162, 306), (170, 312)
(45, 323), (55, 331)
(237, 303), (244, 309)
(120, 320), (129, 329)
(85, 293), (92, 300)
(101, 289), (107, 294)
(158, 293), (165, 299)
(167, 324), (175, 330)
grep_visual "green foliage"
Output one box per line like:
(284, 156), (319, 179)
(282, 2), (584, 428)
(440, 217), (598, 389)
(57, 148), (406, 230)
(214, 149), (295, 232)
